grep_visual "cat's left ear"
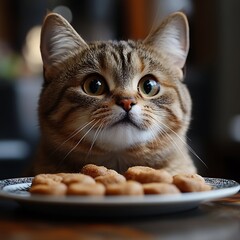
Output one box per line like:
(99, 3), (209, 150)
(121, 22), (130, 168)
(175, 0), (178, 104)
(40, 13), (88, 67)
(144, 12), (189, 69)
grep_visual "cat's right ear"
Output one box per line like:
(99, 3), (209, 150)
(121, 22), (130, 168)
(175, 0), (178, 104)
(143, 12), (189, 69)
(40, 13), (88, 68)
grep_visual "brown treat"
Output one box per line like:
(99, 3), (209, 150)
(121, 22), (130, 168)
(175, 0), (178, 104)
(29, 183), (67, 195)
(32, 174), (63, 186)
(174, 173), (205, 183)
(106, 181), (144, 196)
(95, 173), (126, 186)
(81, 164), (108, 178)
(125, 166), (173, 184)
(61, 173), (95, 185)
(143, 183), (180, 195)
(30, 166), (212, 196)
(173, 175), (212, 192)
(56, 173), (74, 178)
(200, 183), (212, 191)
(106, 169), (119, 175)
(67, 183), (105, 196)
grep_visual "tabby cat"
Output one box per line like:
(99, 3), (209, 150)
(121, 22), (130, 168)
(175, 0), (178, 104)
(31, 11), (196, 175)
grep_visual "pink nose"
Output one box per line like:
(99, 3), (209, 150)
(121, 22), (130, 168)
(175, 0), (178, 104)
(117, 98), (137, 112)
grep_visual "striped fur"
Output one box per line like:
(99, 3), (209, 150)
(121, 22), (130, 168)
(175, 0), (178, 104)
(31, 12), (196, 175)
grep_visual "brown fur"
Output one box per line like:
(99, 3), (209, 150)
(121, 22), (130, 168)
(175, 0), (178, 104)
(31, 12), (196, 175)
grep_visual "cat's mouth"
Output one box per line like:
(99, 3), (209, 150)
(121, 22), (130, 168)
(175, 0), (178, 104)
(111, 114), (142, 130)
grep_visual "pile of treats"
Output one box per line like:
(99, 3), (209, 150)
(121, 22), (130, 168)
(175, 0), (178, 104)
(29, 164), (212, 196)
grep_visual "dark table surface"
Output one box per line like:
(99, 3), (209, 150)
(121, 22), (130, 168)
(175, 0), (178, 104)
(0, 194), (240, 240)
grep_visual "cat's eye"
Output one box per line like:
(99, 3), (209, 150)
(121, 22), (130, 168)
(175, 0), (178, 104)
(138, 75), (160, 97)
(83, 75), (108, 96)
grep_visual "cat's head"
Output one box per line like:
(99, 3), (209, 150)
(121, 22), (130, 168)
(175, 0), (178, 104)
(39, 12), (191, 153)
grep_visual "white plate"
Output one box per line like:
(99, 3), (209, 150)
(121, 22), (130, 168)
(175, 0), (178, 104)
(0, 177), (239, 216)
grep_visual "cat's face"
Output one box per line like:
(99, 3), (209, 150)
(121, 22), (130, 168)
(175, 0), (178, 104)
(39, 12), (191, 154)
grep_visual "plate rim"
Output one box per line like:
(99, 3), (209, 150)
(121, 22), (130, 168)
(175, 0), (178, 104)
(0, 177), (239, 206)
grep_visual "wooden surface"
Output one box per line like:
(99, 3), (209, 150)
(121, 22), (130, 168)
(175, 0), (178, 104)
(0, 194), (240, 240)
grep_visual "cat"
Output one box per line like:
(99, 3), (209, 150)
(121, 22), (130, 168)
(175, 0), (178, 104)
(31, 11), (197, 175)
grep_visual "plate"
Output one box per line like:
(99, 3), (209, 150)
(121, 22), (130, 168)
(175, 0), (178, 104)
(0, 177), (239, 216)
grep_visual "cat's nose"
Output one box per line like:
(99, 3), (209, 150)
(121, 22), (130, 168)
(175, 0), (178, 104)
(116, 97), (137, 112)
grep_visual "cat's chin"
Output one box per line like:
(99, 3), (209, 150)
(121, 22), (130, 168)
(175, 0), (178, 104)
(88, 123), (157, 151)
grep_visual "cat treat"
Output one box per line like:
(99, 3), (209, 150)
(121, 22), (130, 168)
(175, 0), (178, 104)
(142, 183), (181, 195)
(95, 173), (126, 186)
(173, 174), (212, 192)
(31, 174), (63, 186)
(81, 164), (109, 178)
(67, 183), (105, 196)
(29, 182), (67, 195)
(29, 165), (211, 196)
(60, 173), (96, 185)
(105, 181), (144, 196)
(81, 164), (126, 186)
(125, 166), (173, 184)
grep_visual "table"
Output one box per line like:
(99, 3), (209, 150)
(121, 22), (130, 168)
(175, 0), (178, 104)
(0, 194), (240, 240)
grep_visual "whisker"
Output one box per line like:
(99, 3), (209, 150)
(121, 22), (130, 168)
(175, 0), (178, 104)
(150, 113), (208, 168)
(53, 119), (98, 172)
(85, 122), (104, 161)
(63, 120), (100, 160)
(162, 127), (188, 163)
(159, 121), (208, 168)
(148, 124), (161, 150)
(148, 121), (186, 162)
(52, 119), (96, 155)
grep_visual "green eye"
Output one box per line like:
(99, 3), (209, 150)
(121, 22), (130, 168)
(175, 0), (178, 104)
(138, 75), (160, 97)
(83, 75), (107, 96)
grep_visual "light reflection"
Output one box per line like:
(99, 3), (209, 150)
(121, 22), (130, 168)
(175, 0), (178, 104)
(22, 25), (42, 75)
(229, 115), (240, 142)
(53, 5), (73, 23)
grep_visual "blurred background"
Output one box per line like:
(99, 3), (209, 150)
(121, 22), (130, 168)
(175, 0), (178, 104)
(0, 0), (239, 181)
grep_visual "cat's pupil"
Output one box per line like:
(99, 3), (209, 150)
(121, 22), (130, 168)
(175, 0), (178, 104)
(143, 80), (155, 94)
(83, 76), (107, 96)
(89, 79), (101, 93)
(138, 76), (160, 97)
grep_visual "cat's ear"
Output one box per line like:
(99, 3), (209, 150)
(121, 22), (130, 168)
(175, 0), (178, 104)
(144, 12), (189, 69)
(40, 13), (88, 67)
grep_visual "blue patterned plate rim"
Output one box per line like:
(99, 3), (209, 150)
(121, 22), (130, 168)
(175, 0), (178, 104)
(0, 177), (239, 206)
